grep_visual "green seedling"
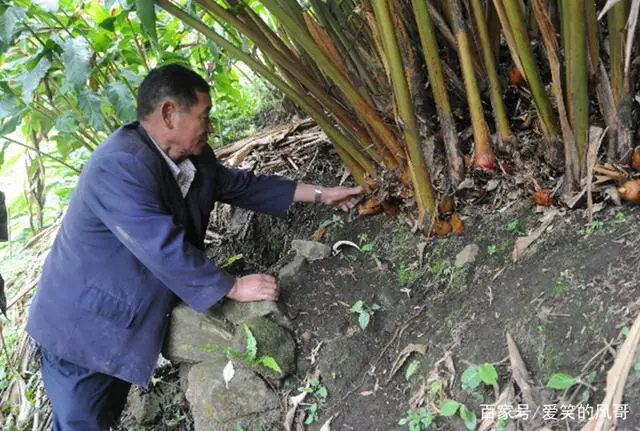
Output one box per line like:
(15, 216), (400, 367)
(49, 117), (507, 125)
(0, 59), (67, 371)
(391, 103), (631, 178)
(398, 407), (435, 430)
(299, 377), (328, 425)
(506, 219), (521, 232)
(397, 263), (419, 285)
(351, 300), (381, 329)
(487, 244), (497, 255)
(198, 326), (282, 374)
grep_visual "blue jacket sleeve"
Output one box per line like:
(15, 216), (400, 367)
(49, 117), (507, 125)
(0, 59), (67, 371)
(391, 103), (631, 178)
(216, 164), (297, 218)
(82, 152), (235, 312)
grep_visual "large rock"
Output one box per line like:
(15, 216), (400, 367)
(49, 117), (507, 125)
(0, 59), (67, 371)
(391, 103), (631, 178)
(231, 316), (296, 378)
(291, 239), (331, 261)
(163, 303), (234, 363)
(278, 254), (306, 289)
(186, 359), (281, 431)
(220, 299), (292, 330)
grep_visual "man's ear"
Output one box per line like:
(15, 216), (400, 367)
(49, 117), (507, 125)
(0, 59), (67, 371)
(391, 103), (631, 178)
(161, 100), (177, 129)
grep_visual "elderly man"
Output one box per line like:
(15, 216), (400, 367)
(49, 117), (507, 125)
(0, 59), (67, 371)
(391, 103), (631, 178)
(26, 64), (362, 430)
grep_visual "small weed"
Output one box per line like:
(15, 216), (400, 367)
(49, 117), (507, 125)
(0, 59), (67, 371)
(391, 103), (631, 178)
(487, 244), (497, 255)
(398, 407), (435, 430)
(351, 300), (381, 329)
(583, 219), (604, 236)
(397, 263), (419, 285)
(553, 281), (567, 295)
(358, 233), (381, 265)
(220, 253), (243, 268)
(198, 326), (282, 374)
(612, 211), (626, 224)
(298, 377), (328, 425)
(506, 219), (521, 232)
(320, 214), (344, 230)
(405, 359), (420, 380)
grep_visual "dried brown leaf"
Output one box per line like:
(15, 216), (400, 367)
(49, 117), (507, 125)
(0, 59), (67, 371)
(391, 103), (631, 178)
(512, 209), (560, 262)
(506, 333), (541, 411)
(583, 312), (640, 430)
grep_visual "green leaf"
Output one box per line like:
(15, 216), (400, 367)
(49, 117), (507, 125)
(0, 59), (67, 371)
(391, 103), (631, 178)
(19, 57), (51, 103)
(78, 90), (104, 131)
(478, 363), (498, 387)
(54, 111), (78, 135)
(243, 325), (257, 361)
(358, 311), (370, 329)
(62, 37), (90, 91)
(547, 373), (577, 390)
(0, 112), (22, 136)
(459, 405), (477, 430)
(106, 82), (136, 121)
(258, 356), (281, 374)
(405, 359), (420, 380)
(461, 366), (481, 390)
(351, 300), (364, 313)
(136, 0), (157, 44)
(99, 16), (117, 32)
(0, 95), (21, 117)
(316, 385), (328, 400)
(438, 399), (460, 417)
(121, 69), (144, 86)
(0, 6), (26, 44)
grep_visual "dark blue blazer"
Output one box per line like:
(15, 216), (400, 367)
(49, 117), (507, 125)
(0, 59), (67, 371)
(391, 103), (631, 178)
(27, 122), (296, 386)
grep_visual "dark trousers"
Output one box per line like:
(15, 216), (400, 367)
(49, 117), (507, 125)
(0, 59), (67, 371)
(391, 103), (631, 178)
(40, 347), (132, 431)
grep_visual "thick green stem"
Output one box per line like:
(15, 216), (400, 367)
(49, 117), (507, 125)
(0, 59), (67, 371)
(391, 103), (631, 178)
(608, 0), (627, 105)
(469, 0), (514, 147)
(568, 0), (588, 173)
(156, 0), (377, 183)
(503, 0), (559, 137)
(451, 0), (496, 170)
(371, 0), (435, 223)
(411, 0), (463, 186)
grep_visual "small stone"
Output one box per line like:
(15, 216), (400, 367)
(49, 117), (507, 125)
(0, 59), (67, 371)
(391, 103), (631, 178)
(455, 244), (480, 267)
(291, 239), (331, 261)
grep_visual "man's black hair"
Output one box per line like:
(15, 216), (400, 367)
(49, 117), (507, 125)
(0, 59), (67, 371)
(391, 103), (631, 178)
(136, 64), (210, 120)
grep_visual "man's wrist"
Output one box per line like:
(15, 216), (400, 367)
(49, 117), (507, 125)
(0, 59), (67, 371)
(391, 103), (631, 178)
(314, 185), (323, 204)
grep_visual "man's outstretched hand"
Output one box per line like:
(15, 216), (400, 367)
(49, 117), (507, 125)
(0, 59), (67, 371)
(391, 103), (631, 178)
(321, 186), (364, 211)
(226, 274), (279, 302)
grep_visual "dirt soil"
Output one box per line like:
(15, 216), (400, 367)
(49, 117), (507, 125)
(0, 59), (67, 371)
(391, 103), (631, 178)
(120, 144), (640, 431)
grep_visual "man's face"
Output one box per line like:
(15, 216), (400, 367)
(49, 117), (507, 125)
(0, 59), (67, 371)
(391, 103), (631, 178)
(171, 90), (213, 159)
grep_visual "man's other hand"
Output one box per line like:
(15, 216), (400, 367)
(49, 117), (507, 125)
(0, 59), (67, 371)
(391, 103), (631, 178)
(226, 274), (279, 302)
(322, 186), (364, 211)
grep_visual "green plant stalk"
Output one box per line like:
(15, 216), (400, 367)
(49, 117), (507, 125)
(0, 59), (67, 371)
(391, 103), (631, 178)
(503, 0), (559, 137)
(451, 0), (495, 170)
(608, 0), (627, 105)
(568, 0), (588, 173)
(260, 0), (406, 167)
(487, 0), (502, 60)
(584, 0), (600, 75)
(156, 0), (376, 184)
(491, 0), (525, 77)
(196, 0), (386, 167)
(532, 0), (579, 191)
(310, 0), (381, 98)
(411, 0), (463, 186)
(469, 0), (514, 147)
(371, 0), (435, 223)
